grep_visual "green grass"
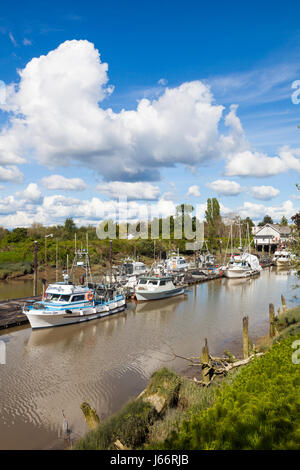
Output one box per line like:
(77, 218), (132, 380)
(151, 335), (300, 450)
(143, 368), (182, 409)
(75, 399), (158, 450)
(275, 305), (300, 329)
(0, 261), (33, 280)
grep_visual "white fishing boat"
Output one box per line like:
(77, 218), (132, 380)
(272, 250), (292, 267)
(24, 235), (126, 329)
(165, 251), (189, 271)
(23, 281), (126, 329)
(223, 253), (261, 278)
(134, 276), (185, 301)
(222, 223), (262, 279)
(106, 259), (149, 284)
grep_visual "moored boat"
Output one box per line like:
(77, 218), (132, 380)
(272, 250), (292, 267)
(165, 251), (189, 272)
(134, 276), (185, 301)
(23, 281), (126, 329)
(223, 253), (261, 279)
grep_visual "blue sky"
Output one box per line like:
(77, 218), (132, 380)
(0, 0), (299, 227)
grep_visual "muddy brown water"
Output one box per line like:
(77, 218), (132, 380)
(0, 267), (298, 449)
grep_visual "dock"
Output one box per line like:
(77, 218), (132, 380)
(0, 260), (273, 330)
(184, 272), (223, 285)
(0, 296), (40, 330)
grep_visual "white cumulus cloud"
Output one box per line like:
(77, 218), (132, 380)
(248, 185), (280, 200)
(17, 183), (42, 203)
(206, 179), (243, 196)
(0, 40), (230, 182)
(0, 39), (299, 187)
(41, 175), (87, 191)
(97, 181), (160, 200)
(186, 185), (201, 197)
(0, 165), (23, 182)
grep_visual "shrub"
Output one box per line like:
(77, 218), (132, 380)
(154, 335), (300, 450)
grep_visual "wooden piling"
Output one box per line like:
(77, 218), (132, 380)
(201, 338), (211, 385)
(80, 402), (100, 430)
(281, 294), (287, 313)
(277, 307), (281, 316)
(269, 303), (275, 338)
(243, 316), (249, 359)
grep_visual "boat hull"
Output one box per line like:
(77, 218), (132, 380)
(223, 269), (260, 279)
(274, 260), (291, 267)
(25, 299), (126, 329)
(135, 287), (184, 302)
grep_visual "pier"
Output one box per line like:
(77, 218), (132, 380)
(0, 272), (225, 329)
(0, 295), (40, 330)
(0, 258), (274, 330)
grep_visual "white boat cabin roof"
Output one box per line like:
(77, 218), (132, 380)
(273, 250), (291, 256)
(138, 276), (174, 282)
(46, 283), (90, 295)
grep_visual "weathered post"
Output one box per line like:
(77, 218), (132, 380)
(243, 316), (249, 359)
(277, 307), (281, 316)
(201, 338), (211, 385)
(281, 294), (287, 313)
(269, 303), (275, 338)
(80, 402), (100, 430)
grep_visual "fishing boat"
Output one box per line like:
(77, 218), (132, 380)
(23, 235), (126, 329)
(223, 253), (261, 278)
(106, 259), (149, 284)
(165, 251), (189, 272)
(23, 280), (126, 329)
(222, 223), (262, 279)
(134, 276), (185, 301)
(272, 250), (292, 267)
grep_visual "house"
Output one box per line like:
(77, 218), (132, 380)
(253, 224), (291, 252)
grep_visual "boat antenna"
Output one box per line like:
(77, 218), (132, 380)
(109, 239), (112, 285)
(56, 239), (58, 282)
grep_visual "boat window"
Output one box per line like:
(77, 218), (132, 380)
(71, 295), (85, 302)
(160, 280), (166, 286)
(45, 293), (60, 301)
(148, 280), (158, 285)
(139, 280), (148, 285)
(124, 264), (133, 274)
(59, 295), (71, 302)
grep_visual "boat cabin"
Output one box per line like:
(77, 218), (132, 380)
(137, 277), (175, 288)
(44, 283), (91, 304)
(122, 261), (148, 276)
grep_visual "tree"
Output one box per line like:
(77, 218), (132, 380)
(175, 204), (194, 239)
(258, 215), (274, 226)
(27, 222), (46, 239)
(280, 216), (288, 226)
(241, 217), (254, 238)
(205, 198), (222, 244)
(175, 204), (194, 217)
(63, 218), (76, 237)
(291, 213), (300, 232)
(7, 227), (28, 243)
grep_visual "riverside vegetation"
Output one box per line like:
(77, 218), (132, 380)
(0, 202), (295, 280)
(75, 305), (300, 450)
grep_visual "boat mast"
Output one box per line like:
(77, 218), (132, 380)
(70, 233), (93, 285)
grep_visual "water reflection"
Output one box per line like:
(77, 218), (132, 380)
(0, 267), (299, 449)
